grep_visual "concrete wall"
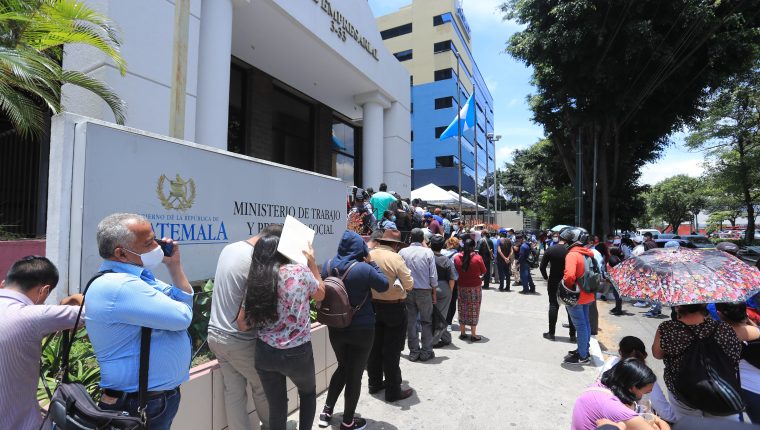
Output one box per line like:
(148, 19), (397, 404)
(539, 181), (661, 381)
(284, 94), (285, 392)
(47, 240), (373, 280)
(0, 240), (46, 279)
(172, 324), (336, 430)
(496, 211), (524, 230)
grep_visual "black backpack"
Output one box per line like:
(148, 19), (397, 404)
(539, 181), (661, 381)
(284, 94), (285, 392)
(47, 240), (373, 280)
(673, 323), (744, 416)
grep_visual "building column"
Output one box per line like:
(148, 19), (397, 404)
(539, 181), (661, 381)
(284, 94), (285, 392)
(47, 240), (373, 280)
(355, 91), (391, 190)
(383, 101), (412, 197)
(195, 0), (233, 148)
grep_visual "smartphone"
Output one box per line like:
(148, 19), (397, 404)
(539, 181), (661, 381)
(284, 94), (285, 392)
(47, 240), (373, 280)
(155, 239), (174, 257)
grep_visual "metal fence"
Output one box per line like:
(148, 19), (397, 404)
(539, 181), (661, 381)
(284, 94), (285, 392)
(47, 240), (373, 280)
(0, 127), (47, 238)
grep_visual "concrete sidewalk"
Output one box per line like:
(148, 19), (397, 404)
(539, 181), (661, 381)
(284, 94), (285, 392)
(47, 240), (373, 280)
(294, 267), (609, 429)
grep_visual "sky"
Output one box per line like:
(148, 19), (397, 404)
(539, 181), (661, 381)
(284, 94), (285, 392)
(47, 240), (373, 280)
(367, 0), (706, 186)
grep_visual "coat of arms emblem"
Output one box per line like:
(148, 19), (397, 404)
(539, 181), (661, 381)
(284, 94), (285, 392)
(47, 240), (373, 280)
(157, 174), (196, 211)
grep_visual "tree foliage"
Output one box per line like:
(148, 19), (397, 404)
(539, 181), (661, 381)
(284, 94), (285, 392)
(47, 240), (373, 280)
(501, 0), (760, 235)
(647, 175), (704, 232)
(0, 0), (127, 137)
(686, 69), (760, 242)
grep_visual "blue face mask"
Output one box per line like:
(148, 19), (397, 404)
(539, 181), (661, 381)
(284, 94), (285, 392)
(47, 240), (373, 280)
(391, 216), (397, 222)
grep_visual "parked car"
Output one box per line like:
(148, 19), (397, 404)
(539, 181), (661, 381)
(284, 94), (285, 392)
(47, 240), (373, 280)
(653, 239), (696, 249)
(638, 229), (661, 237)
(656, 233), (677, 240)
(682, 235), (715, 249)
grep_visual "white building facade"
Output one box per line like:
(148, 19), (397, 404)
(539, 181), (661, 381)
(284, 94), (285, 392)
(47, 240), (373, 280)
(62, 0), (412, 196)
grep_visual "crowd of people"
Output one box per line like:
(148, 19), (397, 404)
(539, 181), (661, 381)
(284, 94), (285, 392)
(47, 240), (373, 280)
(3, 193), (760, 429)
(541, 226), (760, 429)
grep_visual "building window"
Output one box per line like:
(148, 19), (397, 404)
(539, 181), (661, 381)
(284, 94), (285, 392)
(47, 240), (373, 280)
(411, 130), (414, 141)
(380, 23), (412, 40)
(434, 68), (453, 81)
(410, 75), (414, 85)
(433, 13), (452, 26)
(394, 49), (413, 62)
(434, 96), (453, 110)
(227, 64), (247, 155)
(435, 155), (458, 168)
(332, 119), (356, 185)
(433, 40), (452, 54)
(434, 126), (447, 138)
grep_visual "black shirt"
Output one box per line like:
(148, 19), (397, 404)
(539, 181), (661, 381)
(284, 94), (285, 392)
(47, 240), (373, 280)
(539, 244), (568, 287)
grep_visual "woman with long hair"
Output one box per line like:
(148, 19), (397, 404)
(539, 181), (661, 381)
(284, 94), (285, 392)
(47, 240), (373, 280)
(572, 358), (671, 430)
(238, 234), (325, 430)
(454, 237), (487, 341)
(716, 302), (760, 423)
(318, 231), (388, 430)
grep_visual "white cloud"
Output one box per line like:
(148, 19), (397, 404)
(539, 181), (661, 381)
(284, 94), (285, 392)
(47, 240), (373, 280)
(639, 158), (704, 186)
(461, 0), (522, 30)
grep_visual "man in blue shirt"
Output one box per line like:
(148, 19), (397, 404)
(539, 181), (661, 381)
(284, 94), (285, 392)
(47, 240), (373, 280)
(517, 234), (537, 294)
(86, 213), (193, 430)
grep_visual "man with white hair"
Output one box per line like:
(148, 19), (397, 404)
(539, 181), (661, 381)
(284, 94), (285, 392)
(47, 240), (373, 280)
(86, 213), (193, 430)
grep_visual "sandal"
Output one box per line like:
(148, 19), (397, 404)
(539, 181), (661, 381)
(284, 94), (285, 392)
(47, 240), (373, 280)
(458, 334), (469, 340)
(470, 335), (482, 342)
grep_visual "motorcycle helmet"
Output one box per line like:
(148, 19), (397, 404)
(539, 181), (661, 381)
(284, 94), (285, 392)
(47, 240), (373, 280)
(559, 226), (589, 245)
(716, 241), (739, 255)
(558, 279), (580, 306)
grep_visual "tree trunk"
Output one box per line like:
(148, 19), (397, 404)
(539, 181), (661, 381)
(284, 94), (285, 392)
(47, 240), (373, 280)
(737, 139), (755, 242)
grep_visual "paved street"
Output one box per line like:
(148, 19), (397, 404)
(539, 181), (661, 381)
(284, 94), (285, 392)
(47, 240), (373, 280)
(291, 266), (667, 429)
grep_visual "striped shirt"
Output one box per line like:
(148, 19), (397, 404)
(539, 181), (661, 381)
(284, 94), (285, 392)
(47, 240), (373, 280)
(85, 261), (193, 392)
(0, 289), (80, 430)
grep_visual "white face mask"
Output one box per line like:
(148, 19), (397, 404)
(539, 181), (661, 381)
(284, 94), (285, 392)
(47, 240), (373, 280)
(125, 245), (164, 269)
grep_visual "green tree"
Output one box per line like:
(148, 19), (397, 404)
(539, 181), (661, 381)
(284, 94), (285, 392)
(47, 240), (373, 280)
(687, 70), (760, 242)
(0, 0), (127, 137)
(648, 175), (703, 233)
(501, 0), (760, 236)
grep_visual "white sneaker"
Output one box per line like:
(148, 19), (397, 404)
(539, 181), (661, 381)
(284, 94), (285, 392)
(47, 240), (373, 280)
(633, 301), (649, 308)
(446, 325), (452, 332)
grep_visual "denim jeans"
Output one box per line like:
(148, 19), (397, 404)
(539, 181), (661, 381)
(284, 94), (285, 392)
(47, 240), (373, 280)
(406, 289), (434, 358)
(255, 340), (316, 430)
(567, 303), (591, 358)
(519, 264), (535, 293)
(98, 387), (181, 430)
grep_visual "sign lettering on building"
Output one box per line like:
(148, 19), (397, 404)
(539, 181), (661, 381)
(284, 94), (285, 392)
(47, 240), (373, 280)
(312, 0), (379, 61)
(456, 0), (471, 39)
(76, 122), (346, 283)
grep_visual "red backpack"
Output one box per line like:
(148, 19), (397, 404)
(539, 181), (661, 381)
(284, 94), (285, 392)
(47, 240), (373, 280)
(316, 261), (368, 328)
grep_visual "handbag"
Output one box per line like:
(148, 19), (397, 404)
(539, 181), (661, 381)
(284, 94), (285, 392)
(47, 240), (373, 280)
(41, 271), (153, 430)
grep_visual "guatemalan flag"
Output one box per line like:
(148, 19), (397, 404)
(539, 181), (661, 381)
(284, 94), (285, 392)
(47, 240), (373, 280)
(438, 94), (475, 141)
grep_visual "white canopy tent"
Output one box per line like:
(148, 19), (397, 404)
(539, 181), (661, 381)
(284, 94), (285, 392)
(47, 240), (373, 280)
(447, 190), (486, 211)
(411, 183), (458, 205)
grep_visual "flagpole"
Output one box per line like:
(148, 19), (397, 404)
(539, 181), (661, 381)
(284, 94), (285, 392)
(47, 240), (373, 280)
(456, 51), (463, 218)
(474, 81), (479, 224)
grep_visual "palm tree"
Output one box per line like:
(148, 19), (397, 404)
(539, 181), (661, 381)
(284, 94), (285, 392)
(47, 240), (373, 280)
(0, 0), (127, 137)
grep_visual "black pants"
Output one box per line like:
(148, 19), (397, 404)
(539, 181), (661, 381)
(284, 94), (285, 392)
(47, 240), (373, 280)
(497, 258), (510, 290)
(482, 258), (491, 289)
(446, 285), (458, 325)
(547, 281), (560, 335)
(590, 300), (598, 335)
(326, 327), (374, 424)
(366, 302), (407, 400)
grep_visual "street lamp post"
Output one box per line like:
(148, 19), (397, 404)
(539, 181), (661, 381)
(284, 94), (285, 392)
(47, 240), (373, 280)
(487, 133), (501, 224)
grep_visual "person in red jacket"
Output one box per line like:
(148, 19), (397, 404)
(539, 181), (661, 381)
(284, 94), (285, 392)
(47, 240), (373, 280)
(561, 227), (596, 365)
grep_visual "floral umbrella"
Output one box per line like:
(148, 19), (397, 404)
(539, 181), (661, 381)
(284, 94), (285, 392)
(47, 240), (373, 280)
(609, 247), (760, 306)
